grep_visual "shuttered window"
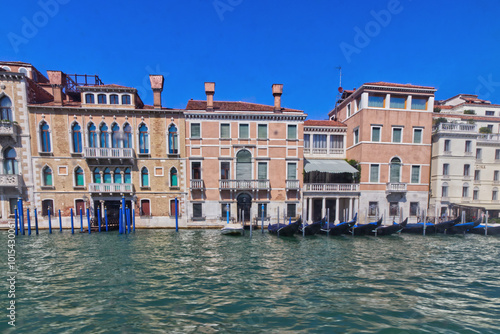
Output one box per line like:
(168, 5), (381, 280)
(287, 163), (297, 180)
(220, 124), (230, 138)
(258, 124), (267, 139)
(191, 123), (201, 138)
(239, 124), (249, 139)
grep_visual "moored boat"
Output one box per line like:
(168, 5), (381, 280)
(445, 219), (482, 234)
(320, 213), (357, 236)
(221, 223), (244, 236)
(469, 223), (500, 236)
(298, 218), (325, 236)
(370, 218), (408, 236)
(402, 217), (460, 234)
(268, 217), (302, 237)
(350, 217), (382, 236)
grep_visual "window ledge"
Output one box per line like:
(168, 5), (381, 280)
(191, 216), (206, 221)
(41, 186), (55, 190)
(71, 152), (84, 157)
(39, 152), (53, 156)
(167, 153), (180, 158)
(73, 186), (86, 190)
(287, 139), (299, 142)
(169, 186), (180, 190)
(140, 186), (151, 190)
(137, 153), (151, 158)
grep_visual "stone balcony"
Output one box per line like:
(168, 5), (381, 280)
(0, 122), (19, 141)
(433, 123), (477, 133)
(303, 148), (345, 158)
(89, 183), (134, 195)
(477, 134), (500, 144)
(190, 179), (205, 190)
(219, 179), (270, 191)
(286, 179), (300, 190)
(303, 183), (359, 193)
(84, 147), (135, 164)
(0, 174), (21, 190)
(386, 182), (407, 193)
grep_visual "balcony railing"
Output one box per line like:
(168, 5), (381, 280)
(0, 122), (18, 140)
(219, 179), (270, 190)
(190, 179), (205, 189)
(433, 123), (477, 133)
(84, 147), (135, 160)
(89, 183), (134, 193)
(304, 148), (345, 156)
(286, 179), (300, 190)
(386, 182), (407, 192)
(477, 134), (500, 142)
(0, 174), (20, 187)
(303, 183), (359, 192)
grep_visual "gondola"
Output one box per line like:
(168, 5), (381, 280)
(268, 217), (301, 237)
(350, 217), (382, 236)
(444, 218), (482, 235)
(319, 213), (357, 236)
(298, 217), (325, 236)
(401, 217), (460, 234)
(434, 217), (461, 233)
(469, 224), (500, 236)
(369, 218), (408, 236)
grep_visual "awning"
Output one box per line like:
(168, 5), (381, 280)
(304, 159), (359, 174)
(452, 203), (500, 211)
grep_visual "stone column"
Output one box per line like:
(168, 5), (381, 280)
(335, 198), (340, 223)
(322, 197), (326, 219)
(349, 198), (353, 220)
(307, 197), (312, 223)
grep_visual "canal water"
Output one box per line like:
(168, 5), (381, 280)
(1, 230), (499, 333)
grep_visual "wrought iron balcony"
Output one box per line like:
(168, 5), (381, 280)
(219, 179), (270, 190)
(386, 182), (407, 193)
(0, 174), (20, 188)
(89, 183), (134, 194)
(84, 147), (135, 163)
(0, 122), (18, 140)
(303, 183), (359, 192)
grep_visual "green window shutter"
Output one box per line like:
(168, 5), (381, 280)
(372, 127), (380, 142)
(288, 125), (297, 140)
(258, 124), (267, 139)
(287, 163), (297, 180)
(370, 165), (379, 183)
(414, 129), (422, 143)
(258, 162), (267, 180)
(220, 124), (230, 138)
(239, 124), (249, 138)
(411, 166), (420, 183)
(172, 173), (178, 187)
(191, 123), (200, 138)
(393, 128), (402, 143)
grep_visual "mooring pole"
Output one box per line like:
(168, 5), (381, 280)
(70, 208), (74, 234)
(226, 203), (229, 224)
(126, 207), (131, 234)
(485, 211), (489, 236)
(58, 209), (62, 232)
(14, 208), (18, 236)
(119, 206), (123, 234)
(175, 197), (179, 232)
(121, 196), (126, 234)
(105, 207), (109, 232)
(132, 208), (135, 232)
(87, 208), (91, 234)
(277, 208), (280, 237)
(249, 212), (252, 239)
(34, 208), (39, 235)
(327, 208), (330, 237)
(27, 209), (31, 236)
(80, 208), (83, 233)
(48, 207), (52, 234)
(261, 204), (264, 234)
(18, 198), (24, 235)
(423, 209), (427, 236)
(97, 208), (101, 233)
(124, 207), (128, 234)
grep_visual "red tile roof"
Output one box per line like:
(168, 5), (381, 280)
(185, 100), (302, 112)
(364, 81), (435, 90)
(304, 120), (346, 127)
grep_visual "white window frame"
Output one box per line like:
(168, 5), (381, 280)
(413, 127), (423, 144)
(353, 127), (359, 145)
(220, 160), (231, 180)
(443, 163), (449, 176)
(287, 124), (298, 140)
(191, 161), (202, 180)
(411, 165), (421, 184)
(154, 167), (164, 177)
(257, 161), (268, 180)
(73, 165), (86, 187)
(371, 125), (381, 142)
(239, 123), (250, 139)
(347, 103), (351, 117)
(220, 123), (231, 139)
(391, 126), (403, 143)
(370, 164), (380, 183)
(286, 162), (297, 180)
(257, 123), (268, 140)
(169, 167), (179, 187)
(140, 166), (150, 187)
(190, 122), (201, 139)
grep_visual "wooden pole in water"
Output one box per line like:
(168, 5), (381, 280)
(249, 212), (252, 239)
(97, 208), (101, 233)
(14, 208), (18, 236)
(175, 198), (179, 232)
(119, 206), (123, 234)
(121, 197), (126, 234)
(70, 208), (74, 234)
(58, 209), (62, 232)
(132, 208), (135, 232)
(485, 211), (489, 236)
(124, 207), (128, 234)
(327, 208), (330, 237)
(27, 209), (31, 236)
(48, 207), (52, 234)
(87, 208), (91, 234)
(34, 208), (39, 235)
(105, 207), (108, 232)
(127, 207), (131, 234)
(423, 209), (427, 236)
(277, 208), (280, 237)
(226, 203), (229, 224)
(261, 203), (264, 234)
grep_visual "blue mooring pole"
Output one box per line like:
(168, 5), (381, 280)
(48, 207), (52, 234)
(132, 208), (135, 232)
(34, 208), (39, 235)
(18, 198), (24, 235)
(105, 208), (108, 232)
(261, 204), (264, 234)
(80, 209), (83, 232)
(97, 208), (101, 233)
(175, 197), (179, 232)
(59, 210), (62, 232)
(119, 207), (123, 234)
(121, 197), (126, 234)
(27, 209), (31, 236)
(87, 208), (91, 234)
(70, 208), (74, 234)
(226, 203), (229, 224)
(127, 207), (131, 234)
(14, 208), (18, 236)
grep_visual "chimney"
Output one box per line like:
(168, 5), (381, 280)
(47, 70), (65, 106)
(205, 82), (215, 111)
(272, 84), (283, 112)
(149, 75), (164, 109)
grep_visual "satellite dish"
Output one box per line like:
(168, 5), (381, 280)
(338, 87), (344, 93)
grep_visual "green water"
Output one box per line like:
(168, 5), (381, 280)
(1, 230), (499, 333)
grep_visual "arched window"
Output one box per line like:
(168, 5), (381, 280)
(19, 67), (28, 75)
(389, 157), (402, 183)
(100, 123), (109, 148)
(139, 124), (149, 154)
(40, 121), (51, 152)
(114, 168), (122, 183)
(72, 123), (82, 153)
(168, 124), (178, 154)
(122, 95), (131, 105)
(141, 167), (149, 187)
(75, 166), (84, 186)
(170, 167), (178, 187)
(103, 168), (112, 184)
(123, 123), (132, 148)
(93, 168), (101, 183)
(0, 96), (12, 121)
(110, 94), (119, 104)
(97, 94), (107, 104)
(236, 150), (252, 180)
(85, 94), (95, 104)
(111, 123), (120, 148)
(88, 123), (98, 148)
(124, 167), (131, 183)
(3, 147), (18, 174)
(42, 166), (53, 186)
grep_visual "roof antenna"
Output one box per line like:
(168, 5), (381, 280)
(333, 66), (343, 120)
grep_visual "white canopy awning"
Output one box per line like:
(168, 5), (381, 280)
(304, 159), (358, 174)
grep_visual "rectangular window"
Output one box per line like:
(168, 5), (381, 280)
(370, 164), (379, 183)
(412, 97), (427, 110)
(191, 123), (201, 138)
(486, 111), (495, 116)
(220, 162), (230, 180)
(287, 162), (297, 180)
(411, 166), (420, 183)
(442, 185), (448, 197)
(239, 124), (249, 139)
(462, 186), (469, 198)
(122, 95), (131, 104)
(220, 123), (230, 138)
(221, 204), (230, 220)
(85, 94), (94, 104)
(110, 95), (119, 104)
(390, 96), (406, 109)
(465, 140), (472, 153)
(42, 199), (54, 216)
(258, 162), (267, 180)
(330, 135), (344, 149)
(392, 127), (402, 143)
(313, 134), (327, 149)
(354, 128), (359, 144)
(493, 190), (498, 201)
(356, 98), (361, 111)
(496, 149), (500, 160)
(97, 94), (106, 104)
(413, 128), (422, 144)
(389, 202), (399, 216)
(444, 140), (451, 152)
(287, 124), (297, 140)
(258, 124), (268, 139)
(287, 203), (296, 218)
(368, 95), (384, 108)
(473, 189), (479, 200)
(193, 203), (202, 218)
(464, 164), (470, 176)
(443, 164), (449, 176)
(9, 198), (17, 216)
(258, 203), (267, 218)
(476, 148), (482, 159)
(368, 202), (378, 216)
(304, 134), (310, 149)
(495, 170), (499, 181)
(371, 126), (381, 142)
(410, 202), (419, 216)
(488, 124), (494, 132)
(192, 162), (201, 179)
(474, 170), (480, 181)
(347, 104), (351, 117)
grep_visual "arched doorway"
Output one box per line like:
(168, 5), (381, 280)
(237, 193), (252, 223)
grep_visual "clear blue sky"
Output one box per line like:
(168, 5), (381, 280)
(2, 0), (500, 119)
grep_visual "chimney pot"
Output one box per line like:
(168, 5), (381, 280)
(272, 84), (283, 112)
(47, 70), (65, 106)
(205, 82), (215, 111)
(149, 75), (164, 109)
